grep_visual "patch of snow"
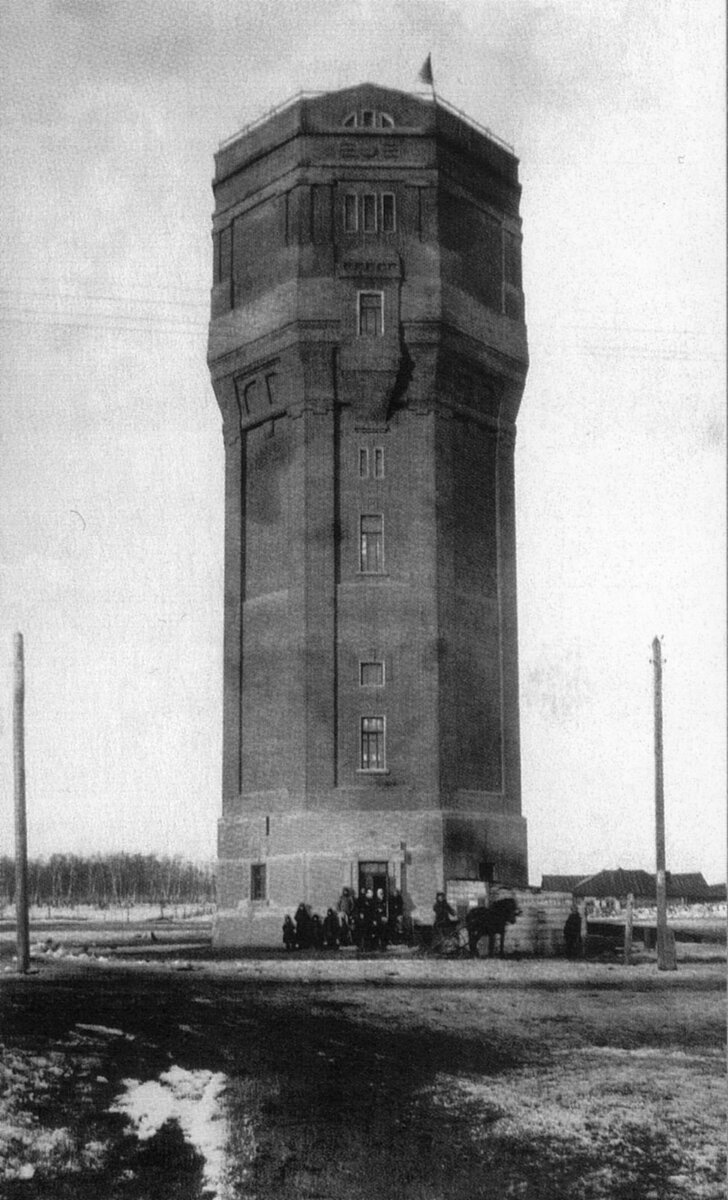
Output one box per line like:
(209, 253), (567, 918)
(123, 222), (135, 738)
(110, 1066), (236, 1199)
(76, 1024), (125, 1037)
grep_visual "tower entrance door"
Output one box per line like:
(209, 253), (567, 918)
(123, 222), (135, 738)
(358, 860), (389, 908)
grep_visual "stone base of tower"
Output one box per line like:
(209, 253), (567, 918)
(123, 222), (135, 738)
(212, 806), (528, 948)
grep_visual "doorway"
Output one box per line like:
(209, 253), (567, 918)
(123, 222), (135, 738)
(358, 860), (389, 909)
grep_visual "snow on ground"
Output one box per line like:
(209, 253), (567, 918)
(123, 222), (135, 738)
(75, 1023), (126, 1037)
(110, 1067), (238, 1199)
(1, 904), (214, 923)
(0, 1049), (107, 1182)
(426, 1046), (727, 1200)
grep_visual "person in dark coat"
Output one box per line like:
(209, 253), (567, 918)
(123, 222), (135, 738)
(337, 888), (354, 945)
(388, 888), (404, 943)
(433, 891), (457, 931)
(564, 907), (582, 958)
(311, 912), (324, 950)
(373, 888), (388, 949)
(294, 901), (312, 950)
(355, 887), (374, 949)
(282, 914), (296, 950)
(323, 907), (340, 950)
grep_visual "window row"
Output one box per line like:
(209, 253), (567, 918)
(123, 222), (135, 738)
(344, 192), (396, 234)
(343, 110), (395, 129)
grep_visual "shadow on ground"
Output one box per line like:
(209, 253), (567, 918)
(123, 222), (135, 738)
(0, 962), (724, 1199)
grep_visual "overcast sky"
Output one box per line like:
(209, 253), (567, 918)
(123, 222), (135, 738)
(0, 0), (725, 884)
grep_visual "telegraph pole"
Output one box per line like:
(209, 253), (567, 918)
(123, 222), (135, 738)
(652, 636), (676, 971)
(14, 633), (30, 973)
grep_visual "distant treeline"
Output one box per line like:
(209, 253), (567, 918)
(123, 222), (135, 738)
(0, 853), (216, 910)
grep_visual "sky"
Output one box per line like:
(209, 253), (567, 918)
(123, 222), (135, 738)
(0, 0), (725, 885)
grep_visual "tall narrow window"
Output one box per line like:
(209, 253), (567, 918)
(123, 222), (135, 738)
(373, 447), (384, 479)
(360, 514), (384, 573)
(359, 448), (369, 478)
(344, 194), (358, 232)
(219, 225), (232, 280)
(360, 717), (386, 770)
(362, 194), (377, 233)
(504, 230), (522, 288)
(361, 110), (376, 128)
(358, 292), (383, 336)
(381, 193), (396, 232)
(250, 863), (267, 901)
(242, 380), (258, 416)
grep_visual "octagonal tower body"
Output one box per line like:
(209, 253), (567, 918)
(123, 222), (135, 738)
(208, 85), (529, 945)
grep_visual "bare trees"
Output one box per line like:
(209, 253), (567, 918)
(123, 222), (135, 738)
(0, 853), (216, 913)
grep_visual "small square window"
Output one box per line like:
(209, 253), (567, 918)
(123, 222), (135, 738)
(358, 292), (383, 337)
(362, 194), (377, 233)
(381, 193), (396, 232)
(360, 661), (385, 687)
(250, 863), (267, 901)
(344, 194), (358, 232)
(360, 716), (386, 770)
(359, 448), (369, 478)
(360, 514), (384, 573)
(373, 447), (384, 479)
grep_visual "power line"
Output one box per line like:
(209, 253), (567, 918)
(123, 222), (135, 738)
(0, 290), (208, 311)
(0, 314), (207, 336)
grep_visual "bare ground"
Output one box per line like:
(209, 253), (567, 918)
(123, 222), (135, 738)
(0, 931), (724, 1200)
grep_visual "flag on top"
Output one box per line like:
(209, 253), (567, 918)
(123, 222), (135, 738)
(418, 54), (434, 87)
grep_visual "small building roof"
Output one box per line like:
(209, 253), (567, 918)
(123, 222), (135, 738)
(705, 882), (727, 902)
(573, 869), (655, 899)
(572, 868), (711, 901)
(667, 873), (711, 901)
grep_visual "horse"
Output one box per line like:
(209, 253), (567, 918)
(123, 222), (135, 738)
(465, 897), (520, 958)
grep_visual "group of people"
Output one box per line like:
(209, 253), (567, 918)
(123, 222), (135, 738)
(283, 886), (405, 951)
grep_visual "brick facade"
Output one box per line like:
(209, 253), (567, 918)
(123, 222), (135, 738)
(208, 85), (529, 946)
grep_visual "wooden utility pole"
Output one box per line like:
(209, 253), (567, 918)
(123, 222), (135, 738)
(623, 891), (634, 965)
(652, 636), (676, 971)
(14, 633), (30, 973)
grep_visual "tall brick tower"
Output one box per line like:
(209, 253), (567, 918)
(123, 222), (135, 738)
(208, 84), (528, 945)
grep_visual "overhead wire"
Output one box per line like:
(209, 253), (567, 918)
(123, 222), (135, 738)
(0, 287), (723, 358)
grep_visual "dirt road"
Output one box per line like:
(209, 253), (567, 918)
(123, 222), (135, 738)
(0, 950), (724, 1199)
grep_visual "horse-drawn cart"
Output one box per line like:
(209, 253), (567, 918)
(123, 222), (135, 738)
(432, 897), (521, 958)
